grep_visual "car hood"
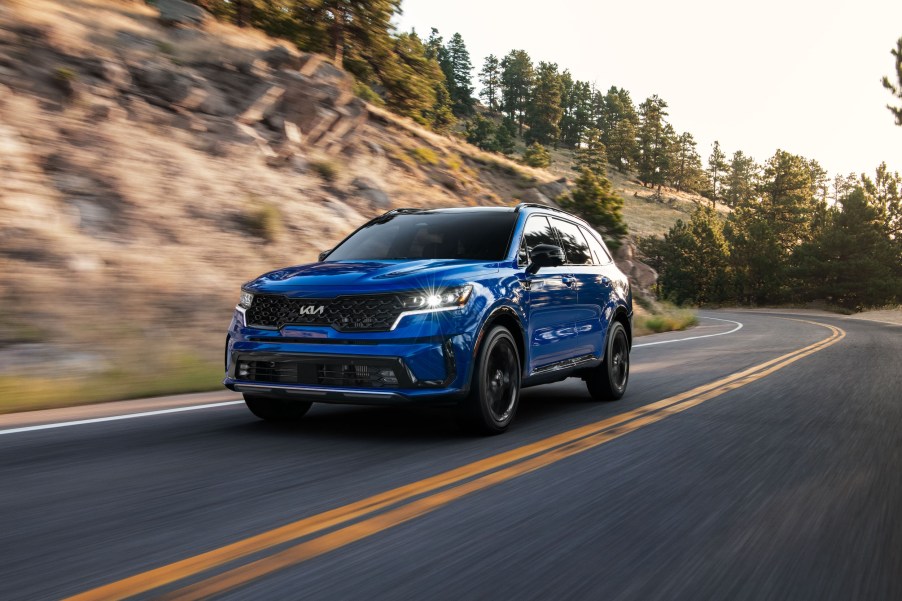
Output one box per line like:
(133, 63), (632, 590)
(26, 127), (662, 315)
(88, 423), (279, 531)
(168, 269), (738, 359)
(243, 260), (500, 295)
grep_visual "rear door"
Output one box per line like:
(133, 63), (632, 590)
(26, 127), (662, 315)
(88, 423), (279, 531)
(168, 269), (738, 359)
(518, 215), (578, 372)
(550, 218), (611, 361)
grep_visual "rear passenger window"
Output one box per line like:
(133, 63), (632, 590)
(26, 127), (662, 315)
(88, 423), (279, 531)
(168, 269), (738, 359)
(581, 226), (612, 265)
(551, 218), (592, 265)
(519, 215), (557, 264)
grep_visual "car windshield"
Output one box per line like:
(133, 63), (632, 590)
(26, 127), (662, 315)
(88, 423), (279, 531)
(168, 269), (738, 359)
(325, 211), (518, 261)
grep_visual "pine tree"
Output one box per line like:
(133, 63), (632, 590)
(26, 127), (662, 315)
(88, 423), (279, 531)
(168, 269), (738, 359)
(656, 123), (678, 193)
(524, 61), (562, 146)
(494, 118), (517, 155)
(658, 207), (732, 304)
(792, 189), (901, 308)
(707, 140), (728, 205)
(445, 33), (474, 115)
(832, 173), (860, 203)
(724, 149), (818, 304)
(573, 128), (607, 177)
(500, 50), (534, 137)
(315, 0), (401, 67)
(385, 31), (454, 130)
(670, 132), (705, 193)
(465, 115), (498, 151)
(861, 162), (902, 242)
(759, 150), (819, 252)
(478, 54), (501, 112)
(522, 142), (551, 168)
(882, 37), (902, 125)
(722, 151), (759, 208)
(424, 28), (443, 61)
(600, 87), (638, 173)
(636, 95), (669, 189)
(558, 170), (628, 248)
(558, 75), (592, 149)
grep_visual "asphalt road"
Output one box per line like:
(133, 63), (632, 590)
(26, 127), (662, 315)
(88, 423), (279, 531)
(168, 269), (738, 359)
(1, 311), (900, 601)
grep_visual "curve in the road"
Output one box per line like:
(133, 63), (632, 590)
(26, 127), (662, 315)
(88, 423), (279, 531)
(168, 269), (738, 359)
(633, 316), (743, 348)
(62, 318), (844, 601)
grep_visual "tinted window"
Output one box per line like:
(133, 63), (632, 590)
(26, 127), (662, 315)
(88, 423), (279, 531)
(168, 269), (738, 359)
(551, 218), (592, 265)
(326, 211), (517, 261)
(581, 226), (612, 264)
(518, 215), (557, 264)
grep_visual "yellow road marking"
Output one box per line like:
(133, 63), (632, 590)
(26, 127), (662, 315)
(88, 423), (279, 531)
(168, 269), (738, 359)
(65, 320), (844, 601)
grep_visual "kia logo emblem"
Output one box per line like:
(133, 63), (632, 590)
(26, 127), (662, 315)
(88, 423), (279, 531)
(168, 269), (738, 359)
(298, 305), (325, 316)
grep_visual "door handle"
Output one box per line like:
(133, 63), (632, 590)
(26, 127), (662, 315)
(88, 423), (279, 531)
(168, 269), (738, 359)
(561, 276), (576, 287)
(600, 276), (612, 286)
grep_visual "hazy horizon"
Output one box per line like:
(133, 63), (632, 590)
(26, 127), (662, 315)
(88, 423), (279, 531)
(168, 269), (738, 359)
(397, 0), (902, 179)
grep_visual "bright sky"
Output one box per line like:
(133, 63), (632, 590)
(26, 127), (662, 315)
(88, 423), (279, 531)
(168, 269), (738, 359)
(396, 0), (902, 178)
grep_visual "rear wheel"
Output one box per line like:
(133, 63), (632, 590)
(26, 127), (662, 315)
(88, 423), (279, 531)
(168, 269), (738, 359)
(244, 394), (312, 422)
(586, 321), (629, 401)
(458, 326), (521, 435)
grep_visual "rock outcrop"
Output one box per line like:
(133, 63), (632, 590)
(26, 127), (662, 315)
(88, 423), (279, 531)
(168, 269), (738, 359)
(614, 239), (658, 297)
(156, 0), (208, 28)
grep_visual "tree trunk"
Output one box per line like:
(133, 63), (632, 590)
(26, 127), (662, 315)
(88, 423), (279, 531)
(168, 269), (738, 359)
(234, 0), (250, 27)
(332, 10), (345, 66)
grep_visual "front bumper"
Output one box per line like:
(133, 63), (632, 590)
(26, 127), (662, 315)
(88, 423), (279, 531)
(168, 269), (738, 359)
(225, 305), (474, 404)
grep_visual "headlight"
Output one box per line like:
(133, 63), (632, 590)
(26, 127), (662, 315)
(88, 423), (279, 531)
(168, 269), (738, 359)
(239, 291), (254, 309)
(400, 285), (472, 310)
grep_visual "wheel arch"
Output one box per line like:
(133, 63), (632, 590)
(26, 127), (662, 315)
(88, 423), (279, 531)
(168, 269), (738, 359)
(473, 305), (527, 375)
(611, 305), (633, 348)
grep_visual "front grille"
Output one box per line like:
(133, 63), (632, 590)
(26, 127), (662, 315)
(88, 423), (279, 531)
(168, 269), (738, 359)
(235, 356), (407, 389)
(245, 294), (405, 332)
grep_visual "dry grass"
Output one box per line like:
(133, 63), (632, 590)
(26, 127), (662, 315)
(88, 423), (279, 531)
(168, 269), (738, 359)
(0, 355), (222, 414)
(633, 300), (698, 336)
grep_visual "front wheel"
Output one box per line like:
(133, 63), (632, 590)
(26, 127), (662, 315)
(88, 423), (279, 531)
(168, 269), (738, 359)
(244, 394), (312, 422)
(586, 321), (630, 401)
(458, 326), (521, 435)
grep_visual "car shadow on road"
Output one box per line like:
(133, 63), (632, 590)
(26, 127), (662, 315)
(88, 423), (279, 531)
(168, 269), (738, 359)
(222, 382), (599, 443)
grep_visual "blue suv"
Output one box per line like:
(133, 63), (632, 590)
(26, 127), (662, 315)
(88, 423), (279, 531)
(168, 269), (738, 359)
(225, 204), (632, 434)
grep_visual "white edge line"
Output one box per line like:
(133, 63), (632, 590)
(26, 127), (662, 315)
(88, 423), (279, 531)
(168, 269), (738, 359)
(633, 316), (743, 348)
(0, 401), (244, 436)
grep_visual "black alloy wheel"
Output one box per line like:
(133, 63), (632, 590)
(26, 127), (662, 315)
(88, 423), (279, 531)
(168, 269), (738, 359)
(459, 326), (521, 434)
(586, 321), (629, 401)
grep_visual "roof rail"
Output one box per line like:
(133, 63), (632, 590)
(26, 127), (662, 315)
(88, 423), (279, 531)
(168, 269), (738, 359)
(514, 202), (570, 214)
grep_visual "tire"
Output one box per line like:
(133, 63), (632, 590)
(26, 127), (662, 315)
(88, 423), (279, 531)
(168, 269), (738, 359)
(586, 321), (630, 401)
(244, 394), (312, 422)
(458, 326), (522, 435)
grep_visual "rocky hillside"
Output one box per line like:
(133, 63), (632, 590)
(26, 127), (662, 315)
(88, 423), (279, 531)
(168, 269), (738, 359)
(0, 0), (659, 410)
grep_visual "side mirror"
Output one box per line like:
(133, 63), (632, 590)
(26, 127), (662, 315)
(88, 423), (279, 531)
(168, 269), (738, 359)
(526, 244), (565, 274)
(318, 250), (331, 262)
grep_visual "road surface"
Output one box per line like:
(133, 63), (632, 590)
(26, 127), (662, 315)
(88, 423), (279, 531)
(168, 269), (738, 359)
(1, 310), (900, 600)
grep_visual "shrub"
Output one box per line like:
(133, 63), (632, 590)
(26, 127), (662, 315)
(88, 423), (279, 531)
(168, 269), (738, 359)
(53, 66), (76, 81)
(353, 80), (384, 106)
(243, 204), (282, 242)
(409, 146), (440, 166)
(521, 142), (551, 168)
(310, 159), (339, 182)
(155, 40), (175, 55)
(634, 304), (698, 335)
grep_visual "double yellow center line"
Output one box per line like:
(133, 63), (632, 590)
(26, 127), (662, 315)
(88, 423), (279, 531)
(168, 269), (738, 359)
(66, 319), (845, 601)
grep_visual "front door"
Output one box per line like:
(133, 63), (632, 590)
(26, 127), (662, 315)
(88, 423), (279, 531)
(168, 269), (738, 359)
(519, 215), (578, 372)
